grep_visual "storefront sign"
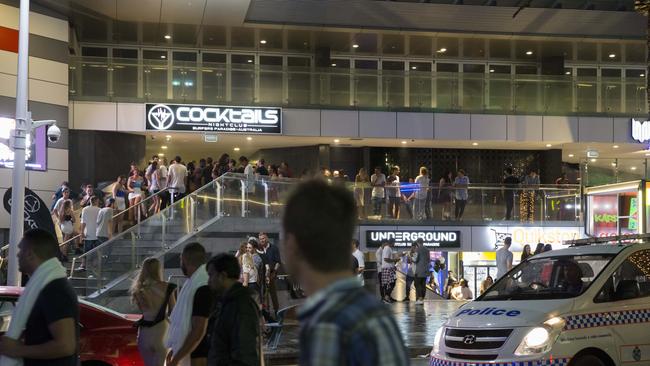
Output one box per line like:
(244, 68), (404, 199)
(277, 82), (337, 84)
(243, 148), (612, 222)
(365, 230), (461, 248)
(473, 226), (584, 252)
(632, 118), (650, 143)
(145, 103), (282, 134)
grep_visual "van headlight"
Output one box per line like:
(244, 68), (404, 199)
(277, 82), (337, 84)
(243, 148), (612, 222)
(515, 317), (565, 356)
(432, 328), (444, 354)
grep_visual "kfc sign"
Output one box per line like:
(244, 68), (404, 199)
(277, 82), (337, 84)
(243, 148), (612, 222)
(145, 103), (282, 134)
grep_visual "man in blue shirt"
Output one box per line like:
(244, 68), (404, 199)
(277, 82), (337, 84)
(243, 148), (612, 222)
(283, 180), (409, 366)
(453, 169), (470, 220)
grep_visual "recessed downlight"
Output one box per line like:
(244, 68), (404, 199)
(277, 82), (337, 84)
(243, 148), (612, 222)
(525, 50), (533, 55)
(352, 44), (359, 49)
(608, 53), (616, 58)
(401, 140), (407, 145)
(334, 139), (340, 143)
(472, 142), (479, 146)
(568, 154), (575, 158)
(438, 48), (447, 53)
(546, 144), (552, 147)
(233, 147), (240, 151)
(631, 166), (637, 170)
(260, 40), (267, 44)
(331, 63), (337, 67)
(164, 35), (171, 40)
(161, 146), (168, 150)
(246, 136), (253, 141)
(613, 145), (619, 149)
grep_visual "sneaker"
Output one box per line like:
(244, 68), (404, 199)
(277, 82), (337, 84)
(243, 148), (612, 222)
(415, 300), (424, 305)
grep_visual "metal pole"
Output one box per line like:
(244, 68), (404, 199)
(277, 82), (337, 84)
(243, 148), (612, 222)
(8, 0), (31, 286)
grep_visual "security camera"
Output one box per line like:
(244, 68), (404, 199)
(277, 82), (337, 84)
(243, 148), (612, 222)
(47, 124), (61, 143)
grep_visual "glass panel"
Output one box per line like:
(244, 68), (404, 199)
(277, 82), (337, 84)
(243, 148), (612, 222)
(463, 39), (486, 59)
(352, 33), (378, 54)
(326, 59), (351, 106)
(602, 80), (622, 113)
(409, 36), (432, 56)
(202, 55), (226, 103)
(383, 61), (404, 107)
(462, 64), (485, 110)
(601, 43), (621, 63)
(258, 29), (283, 50)
(626, 42), (646, 63)
(231, 54), (255, 103)
(317, 32), (349, 52)
(436, 63), (459, 109)
(514, 66), (539, 113)
(487, 65), (511, 112)
(287, 30), (312, 52)
(259, 56), (283, 104)
(577, 43), (597, 61)
(543, 76), (572, 114)
(409, 62), (432, 108)
(576, 68), (597, 112)
(354, 60), (378, 107)
(514, 40), (537, 61)
(112, 49), (138, 98)
(287, 57), (312, 105)
(172, 52), (197, 101)
(489, 39), (511, 59)
(81, 59), (108, 97)
(625, 70), (647, 113)
(436, 38), (459, 57)
(382, 34), (404, 55)
(231, 27), (255, 48)
(202, 25), (227, 47)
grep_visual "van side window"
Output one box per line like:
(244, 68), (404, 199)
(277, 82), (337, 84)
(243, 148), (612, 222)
(595, 250), (650, 303)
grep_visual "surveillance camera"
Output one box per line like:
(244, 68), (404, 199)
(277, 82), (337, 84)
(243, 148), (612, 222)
(47, 124), (61, 143)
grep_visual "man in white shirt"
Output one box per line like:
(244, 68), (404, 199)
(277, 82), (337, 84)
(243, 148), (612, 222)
(381, 239), (399, 303)
(370, 167), (386, 217)
(387, 166), (402, 219)
(375, 242), (385, 299)
(51, 188), (72, 216)
(496, 237), (514, 279)
(351, 239), (365, 286)
(451, 279), (473, 300)
(80, 197), (101, 270)
(96, 198), (115, 244)
(167, 156), (188, 201)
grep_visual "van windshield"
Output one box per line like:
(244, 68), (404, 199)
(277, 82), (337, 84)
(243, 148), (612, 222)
(479, 255), (614, 301)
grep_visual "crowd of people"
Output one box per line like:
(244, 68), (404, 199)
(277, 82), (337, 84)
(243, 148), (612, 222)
(3, 178), (413, 366)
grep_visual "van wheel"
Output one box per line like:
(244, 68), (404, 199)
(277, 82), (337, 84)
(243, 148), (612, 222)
(571, 355), (607, 366)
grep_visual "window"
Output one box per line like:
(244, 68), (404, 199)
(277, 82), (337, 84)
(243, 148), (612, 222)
(479, 255), (613, 301)
(595, 250), (650, 303)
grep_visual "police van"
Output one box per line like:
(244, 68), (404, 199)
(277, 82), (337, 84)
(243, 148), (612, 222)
(430, 234), (650, 366)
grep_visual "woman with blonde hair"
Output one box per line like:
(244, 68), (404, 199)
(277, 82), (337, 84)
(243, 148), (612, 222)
(239, 243), (260, 302)
(130, 257), (177, 366)
(354, 168), (369, 219)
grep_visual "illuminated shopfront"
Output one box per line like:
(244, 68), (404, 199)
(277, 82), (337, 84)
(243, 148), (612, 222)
(585, 181), (646, 237)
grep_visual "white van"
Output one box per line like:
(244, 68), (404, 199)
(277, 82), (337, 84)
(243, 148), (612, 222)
(430, 237), (650, 366)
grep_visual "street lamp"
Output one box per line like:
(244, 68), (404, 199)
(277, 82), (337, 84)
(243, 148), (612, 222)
(7, 0), (59, 286)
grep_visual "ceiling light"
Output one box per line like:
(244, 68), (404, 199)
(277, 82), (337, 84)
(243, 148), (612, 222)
(525, 50), (533, 55)
(590, 158), (597, 162)
(646, 152), (650, 156)
(160, 55), (166, 59)
(247, 59), (253, 63)
(472, 142), (479, 146)
(246, 136), (252, 141)
(260, 40), (267, 44)
(438, 48), (447, 53)
(613, 145), (619, 149)
(568, 154), (574, 158)
(352, 44), (359, 49)
(158, 152), (165, 156)
(334, 139), (340, 143)
(161, 145), (168, 150)
(641, 74), (645, 77)
(165, 135), (172, 140)
(546, 144), (552, 147)
(331, 63), (337, 67)
(401, 140), (407, 144)
(411, 66), (417, 70)
(489, 69), (495, 73)
(233, 147), (240, 151)
(164, 35), (171, 40)
(611, 162), (617, 167)
(631, 166), (637, 170)
(608, 53), (616, 58)
(565, 71), (571, 75)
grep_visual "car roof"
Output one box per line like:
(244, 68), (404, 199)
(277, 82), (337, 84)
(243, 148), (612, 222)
(533, 244), (630, 258)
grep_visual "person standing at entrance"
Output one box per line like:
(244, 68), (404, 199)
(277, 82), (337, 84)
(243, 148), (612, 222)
(387, 166), (402, 219)
(453, 169), (469, 220)
(502, 168), (520, 220)
(496, 237), (513, 280)
(414, 238), (430, 304)
(0, 229), (78, 366)
(520, 169), (540, 223)
(370, 167), (386, 217)
(167, 157), (188, 203)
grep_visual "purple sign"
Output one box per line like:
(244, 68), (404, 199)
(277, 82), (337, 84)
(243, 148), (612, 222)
(0, 121), (47, 171)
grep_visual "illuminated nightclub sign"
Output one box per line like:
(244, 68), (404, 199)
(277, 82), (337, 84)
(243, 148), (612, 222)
(365, 230), (461, 248)
(0, 118), (46, 171)
(145, 103), (282, 134)
(632, 118), (650, 143)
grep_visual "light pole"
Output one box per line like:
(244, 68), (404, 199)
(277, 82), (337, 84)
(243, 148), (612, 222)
(7, 0), (59, 286)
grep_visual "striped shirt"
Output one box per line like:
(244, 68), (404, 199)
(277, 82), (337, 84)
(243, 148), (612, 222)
(298, 277), (410, 366)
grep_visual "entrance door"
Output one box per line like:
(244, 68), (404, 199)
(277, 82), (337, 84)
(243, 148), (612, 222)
(465, 265), (497, 299)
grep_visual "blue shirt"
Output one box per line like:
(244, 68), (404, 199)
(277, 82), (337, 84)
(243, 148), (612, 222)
(454, 176), (470, 200)
(298, 277), (409, 366)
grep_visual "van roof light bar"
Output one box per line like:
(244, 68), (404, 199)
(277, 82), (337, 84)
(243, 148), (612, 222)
(565, 233), (650, 247)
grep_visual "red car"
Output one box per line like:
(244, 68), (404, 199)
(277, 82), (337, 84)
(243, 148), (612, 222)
(0, 286), (143, 366)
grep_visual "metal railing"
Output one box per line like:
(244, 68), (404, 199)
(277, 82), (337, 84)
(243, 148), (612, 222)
(69, 56), (647, 116)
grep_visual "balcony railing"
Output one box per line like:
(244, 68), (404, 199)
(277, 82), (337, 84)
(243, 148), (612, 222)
(69, 57), (647, 116)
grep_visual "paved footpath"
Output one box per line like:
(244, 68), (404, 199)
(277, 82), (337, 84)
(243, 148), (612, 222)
(266, 300), (463, 365)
